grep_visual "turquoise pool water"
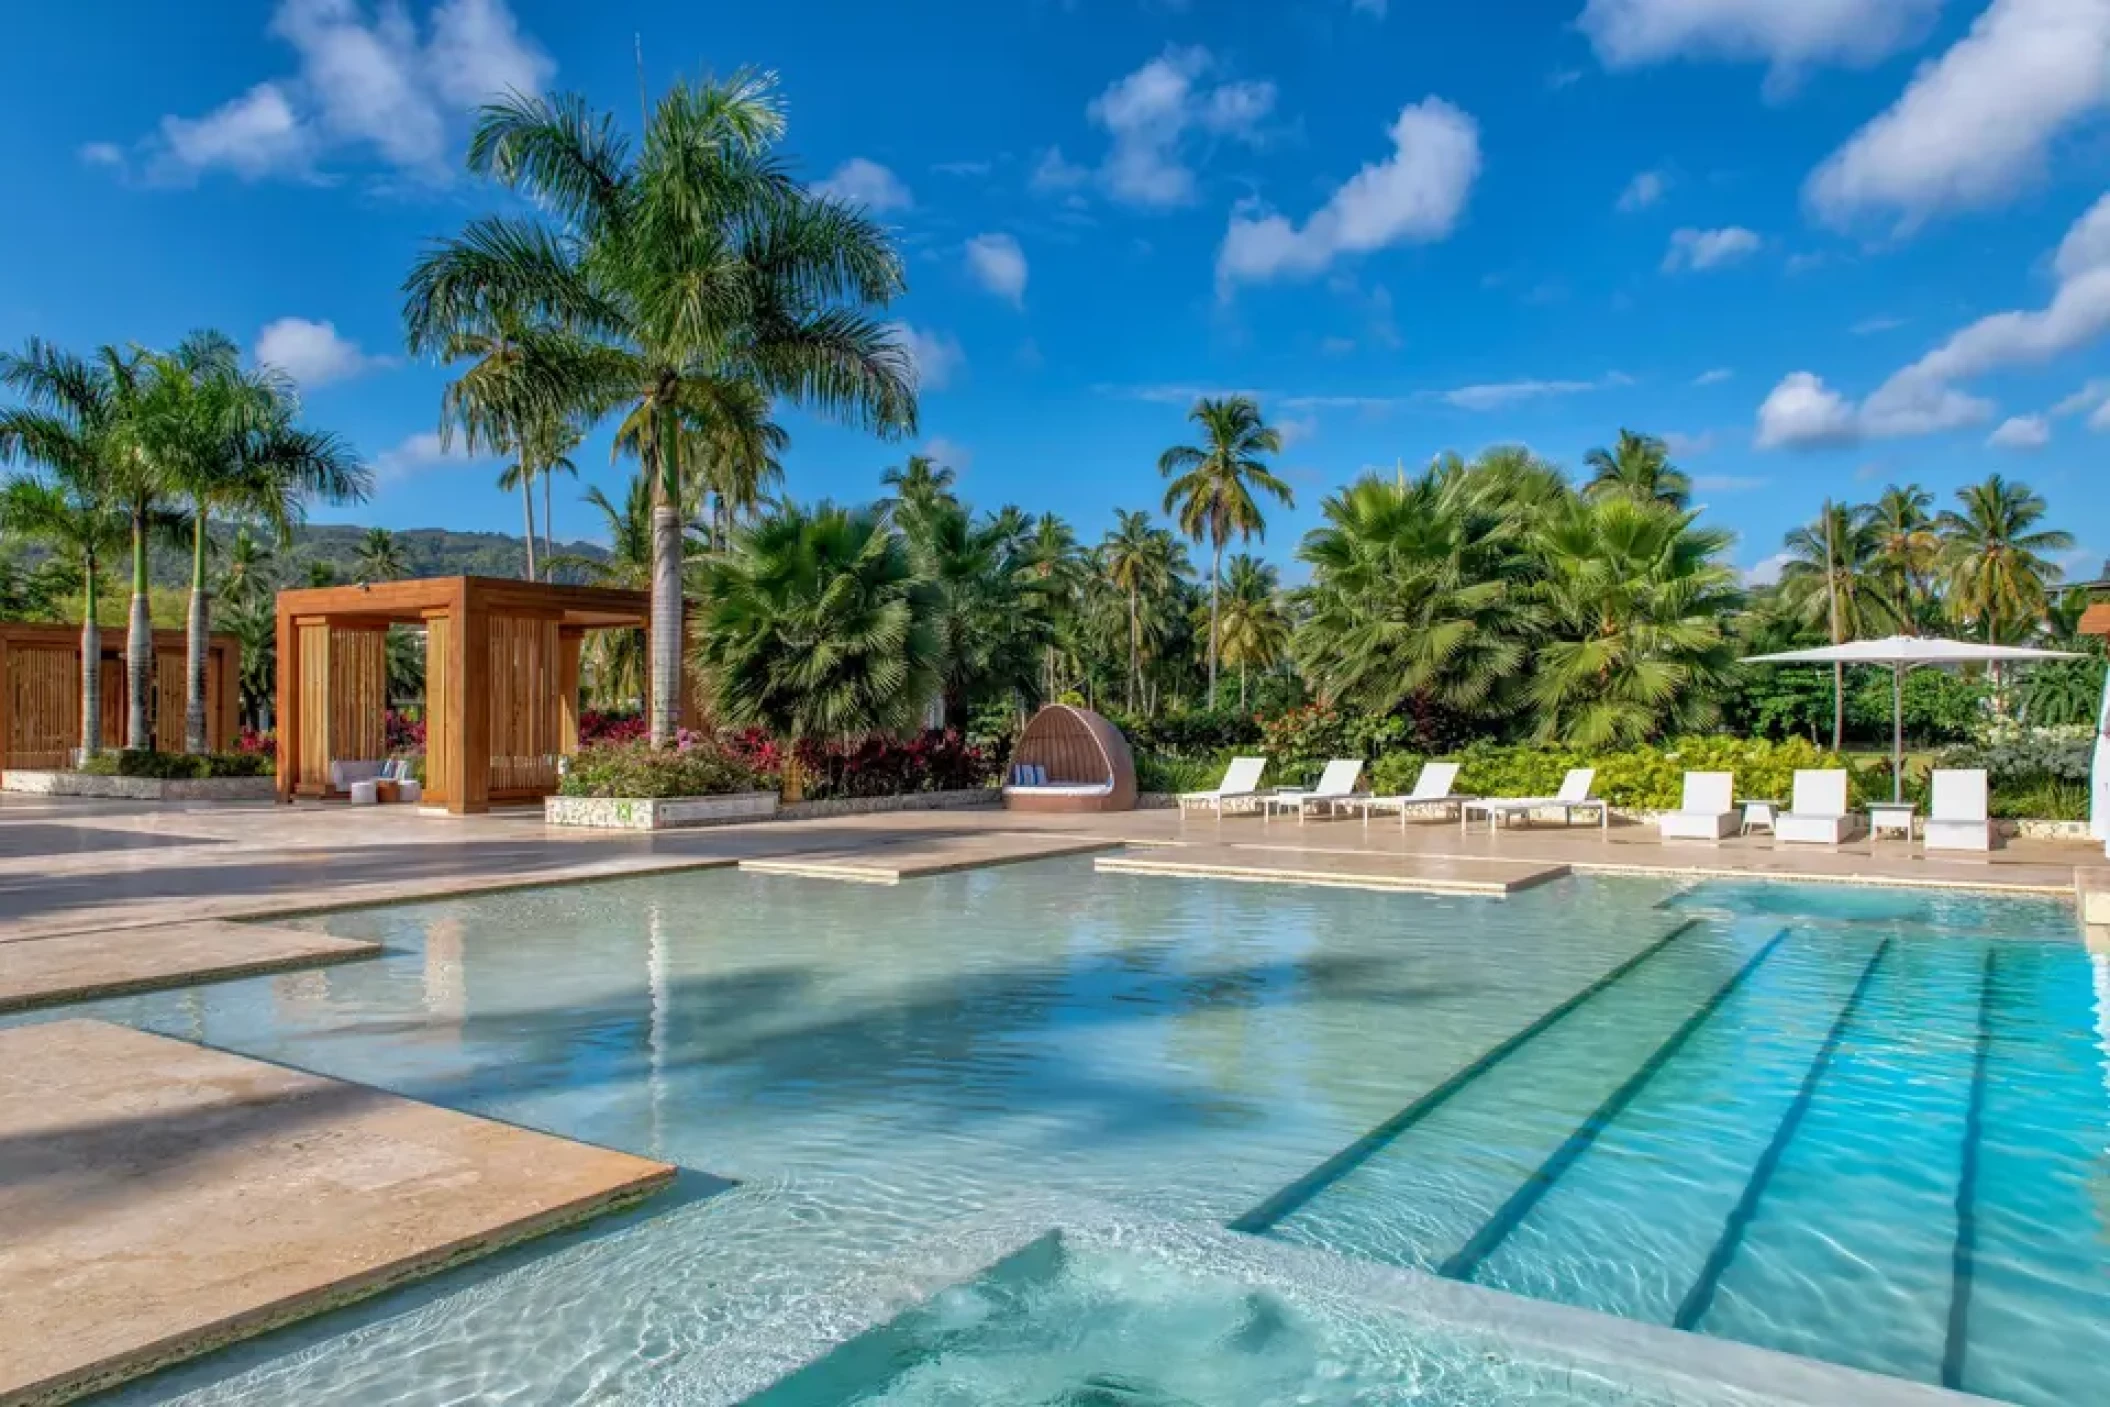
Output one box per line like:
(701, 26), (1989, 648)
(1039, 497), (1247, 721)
(12, 862), (2103, 1404)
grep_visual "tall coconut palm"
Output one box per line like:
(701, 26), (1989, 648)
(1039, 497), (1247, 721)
(496, 456), (540, 580)
(1937, 474), (2074, 644)
(1777, 499), (1887, 749)
(1020, 513), (1084, 698)
(1296, 468), (1541, 723)
(1581, 429), (1690, 508)
(0, 338), (138, 756)
(356, 527), (410, 582)
(1529, 495), (1743, 746)
(138, 339), (367, 752)
(695, 501), (939, 746)
(405, 74), (916, 748)
(220, 527), (276, 610)
(1865, 483), (1941, 628)
(1215, 555), (1291, 711)
(536, 424), (581, 569)
(1159, 395), (1292, 708)
(1101, 508), (1182, 713)
(880, 453), (957, 515)
(613, 376), (785, 552)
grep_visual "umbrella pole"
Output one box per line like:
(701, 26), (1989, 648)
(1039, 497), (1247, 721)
(1893, 662), (1904, 804)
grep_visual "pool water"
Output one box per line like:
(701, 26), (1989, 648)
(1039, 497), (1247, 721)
(13, 863), (2103, 1404)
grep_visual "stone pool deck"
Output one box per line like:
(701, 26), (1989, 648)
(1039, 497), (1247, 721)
(0, 921), (378, 1014)
(1098, 843), (1570, 895)
(0, 1020), (674, 1406)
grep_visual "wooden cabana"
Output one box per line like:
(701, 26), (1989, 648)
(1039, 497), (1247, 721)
(1002, 704), (1137, 813)
(274, 576), (658, 815)
(0, 621), (238, 767)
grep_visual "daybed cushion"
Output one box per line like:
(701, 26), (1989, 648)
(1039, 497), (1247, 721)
(1004, 782), (1113, 798)
(329, 760), (388, 791)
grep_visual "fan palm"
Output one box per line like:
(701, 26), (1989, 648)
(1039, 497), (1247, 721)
(1159, 394), (1292, 707)
(1296, 468), (1541, 723)
(1582, 430), (1689, 508)
(900, 496), (1049, 722)
(1937, 474), (2074, 644)
(356, 527), (410, 582)
(695, 501), (939, 746)
(1777, 499), (1888, 749)
(1215, 555), (1291, 711)
(405, 73), (916, 746)
(0, 338), (139, 756)
(136, 336), (367, 751)
(1528, 495), (1743, 747)
(548, 473), (656, 707)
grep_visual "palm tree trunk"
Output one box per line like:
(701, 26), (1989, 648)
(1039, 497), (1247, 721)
(647, 425), (684, 748)
(543, 470), (555, 574)
(520, 469), (539, 582)
(183, 514), (209, 754)
(1240, 659), (1248, 712)
(79, 558), (101, 758)
(1832, 661), (1845, 752)
(126, 512), (152, 751)
(1127, 588), (1140, 714)
(1207, 541), (1223, 709)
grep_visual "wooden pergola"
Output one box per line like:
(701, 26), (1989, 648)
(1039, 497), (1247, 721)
(274, 576), (658, 814)
(0, 621), (238, 766)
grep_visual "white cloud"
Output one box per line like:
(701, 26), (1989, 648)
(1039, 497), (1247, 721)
(1806, 0), (2110, 233)
(1084, 47), (1274, 208)
(1989, 414), (2053, 449)
(1580, 0), (1942, 91)
(1742, 551), (1793, 587)
(1278, 415), (1319, 448)
(1440, 373), (1627, 411)
(964, 233), (1029, 306)
(124, 0), (551, 185)
(1217, 97), (1480, 288)
(2053, 378), (2110, 417)
(1617, 168), (1669, 211)
(77, 142), (126, 169)
(1662, 225), (1762, 272)
(1851, 316), (1907, 335)
(1755, 371), (1862, 449)
(1692, 472), (1767, 491)
(372, 429), (478, 482)
(892, 324), (965, 392)
(814, 158), (913, 212)
(923, 436), (974, 472)
(1694, 367), (1735, 386)
(254, 317), (386, 386)
(1029, 147), (1092, 195)
(1666, 431), (1719, 455)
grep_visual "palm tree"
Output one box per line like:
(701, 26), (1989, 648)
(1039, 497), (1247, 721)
(1777, 499), (1886, 749)
(1020, 512), (1084, 698)
(496, 454), (540, 580)
(1159, 395), (1292, 708)
(900, 496), (1048, 724)
(1937, 474), (2074, 645)
(1101, 508), (1182, 713)
(137, 337), (367, 751)
(1528, 495), (1743, 746)
(695, 501), (939, 751)
(1296, 467), (1541, 724)
(219, 527), (276, 610)
(613, 377), (785, 552)
(1865, 483), (1941, 629)
(1582, 430), (1690, 508)
(548, 473), (656, 708)
(221, 594), (277, 730)
(0, 338), (137, 756)
(356, 527), (410, 582)
(405, 74), (916, 748)
(538, 427), (580, 569)
(880, 453), (957, 515)
(1215, 555), (1290, 711)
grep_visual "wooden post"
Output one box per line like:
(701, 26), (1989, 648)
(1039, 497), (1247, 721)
(557, 627), (584, 754)
(275, 604), (298, 802)
(0, 635), (11, 772)
(453, 580), (490, 814)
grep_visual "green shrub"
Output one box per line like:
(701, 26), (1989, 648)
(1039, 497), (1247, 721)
(77, 749), (274, 780)
(558, 740), (763, 800)
(1990, 776), (2088, 821)
(1135, 751), (1230, 794)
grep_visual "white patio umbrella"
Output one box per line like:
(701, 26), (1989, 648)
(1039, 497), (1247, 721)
(1741, 636), (2081, 802)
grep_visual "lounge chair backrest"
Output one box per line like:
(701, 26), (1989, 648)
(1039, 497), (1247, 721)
(1556, 768), (1595, 803)
(1312, 759), (1363, 796)
(1412, 762), (1461, 800)
(1681, 771), (1733, 814)
(1220, 756), (1267, 795)
(1931, 768), (1988, 823)
(1791, 769), (1848, 816)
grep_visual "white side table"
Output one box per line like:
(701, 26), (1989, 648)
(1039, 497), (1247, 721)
(1868, 802), (1917, 842)
(1739, 798), (1781, 835)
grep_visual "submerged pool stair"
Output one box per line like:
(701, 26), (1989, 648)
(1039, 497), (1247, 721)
(1230, 918), (2023, 1398)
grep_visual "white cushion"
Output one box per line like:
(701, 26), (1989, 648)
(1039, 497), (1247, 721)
(1777, 812), (1852, 844)
(1004, 782), (1111, 797)
(1925, 817), (1992, 852)
(330, 760), (387, 790)
(1931, 769), (1989, 824)
(1660, 810), (1739, 840)
(347, 779), (380, 806)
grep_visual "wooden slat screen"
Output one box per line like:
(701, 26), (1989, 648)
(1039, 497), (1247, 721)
(152, 653), (184, 753)
(330, 629), (387, 763)
(8, 646), (77, 769)
(424, 616), (451, 805)
(99, 659), (123, 750)
(487, 613), (560, 795)
(297, 623), (331, 790)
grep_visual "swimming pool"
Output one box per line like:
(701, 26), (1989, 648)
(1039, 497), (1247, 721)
(15, 861), (2101, 1404)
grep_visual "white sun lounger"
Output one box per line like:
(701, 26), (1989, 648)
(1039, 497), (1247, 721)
(1924, 768), (1992, 853)
(1658, 771), (1739, 841)
(1178, 756), (1268, 818)
(1462, 768), (1607, 835)
(1776, 770), (1858, 845)
(1261, 759), (1365, 822)
(1342, 762), (1477, 828)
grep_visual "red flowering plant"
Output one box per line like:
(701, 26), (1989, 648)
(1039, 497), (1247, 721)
(235, 727), (277, 758)
(579, 710), (649, 745)
(723, 728), (996, 800)
(384, 709), (426, 752)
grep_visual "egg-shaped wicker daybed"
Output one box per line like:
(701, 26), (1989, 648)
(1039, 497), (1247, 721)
(1003, 705), (1138, 813)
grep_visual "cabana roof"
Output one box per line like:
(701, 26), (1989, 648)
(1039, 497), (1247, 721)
(274, 576), (650, 630)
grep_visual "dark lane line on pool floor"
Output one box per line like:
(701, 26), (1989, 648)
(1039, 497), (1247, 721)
(1940, 946), (1998, 1393)
(1227, 916), (1705, 1237)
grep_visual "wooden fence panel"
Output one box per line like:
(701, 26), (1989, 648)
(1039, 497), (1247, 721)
(8, 647), (77, 769)
(487, 613), (560, 795)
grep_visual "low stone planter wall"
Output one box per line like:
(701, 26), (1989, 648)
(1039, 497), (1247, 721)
(1, 769), (276, 802)
(776, 788), (1000, 821)
(545, 792), (780, 831)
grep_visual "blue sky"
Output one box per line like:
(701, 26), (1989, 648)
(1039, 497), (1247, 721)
(3, 0), (2105, 583)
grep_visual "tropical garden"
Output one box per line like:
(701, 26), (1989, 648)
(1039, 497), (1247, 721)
(0, 67), (2099, 817)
